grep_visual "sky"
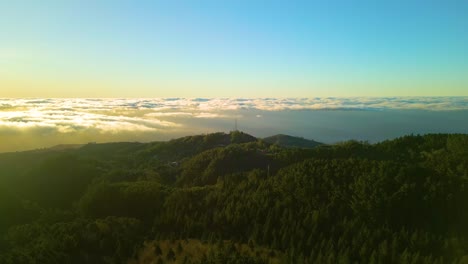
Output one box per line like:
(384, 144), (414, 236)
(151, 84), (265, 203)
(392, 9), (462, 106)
(1, 0), (467, 98)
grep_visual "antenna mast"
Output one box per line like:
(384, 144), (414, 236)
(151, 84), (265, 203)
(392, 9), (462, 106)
(234, 118), (238, 131)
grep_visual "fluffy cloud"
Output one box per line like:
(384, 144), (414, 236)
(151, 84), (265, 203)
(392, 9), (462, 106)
(0, 107), (180, 134)
(0, 97), (467, 152)
(0, 97), (466, 135)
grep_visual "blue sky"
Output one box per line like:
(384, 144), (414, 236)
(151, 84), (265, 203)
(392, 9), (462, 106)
(1, 0), (467, 97)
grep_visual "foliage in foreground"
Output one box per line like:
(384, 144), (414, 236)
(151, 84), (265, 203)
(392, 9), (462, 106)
(0, 132), (467, 263)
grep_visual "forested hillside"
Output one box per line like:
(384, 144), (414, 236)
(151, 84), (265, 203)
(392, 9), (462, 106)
(0, 131), (467, 263)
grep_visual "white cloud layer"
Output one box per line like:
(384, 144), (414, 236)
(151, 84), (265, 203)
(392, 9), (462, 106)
(0, 97), (467, 152)
(0, 97), (466, 135)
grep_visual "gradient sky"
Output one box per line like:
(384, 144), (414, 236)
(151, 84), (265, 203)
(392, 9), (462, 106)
(1, 0), (467, 97)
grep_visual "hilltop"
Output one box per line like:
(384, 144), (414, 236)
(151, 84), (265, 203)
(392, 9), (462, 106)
(263, 134), (323, 148)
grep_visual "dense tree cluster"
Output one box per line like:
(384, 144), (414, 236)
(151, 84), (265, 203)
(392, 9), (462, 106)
(0, 132), (467, 263)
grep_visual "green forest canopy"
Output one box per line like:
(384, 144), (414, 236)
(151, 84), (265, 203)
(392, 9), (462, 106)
(0, 131), (467, 263)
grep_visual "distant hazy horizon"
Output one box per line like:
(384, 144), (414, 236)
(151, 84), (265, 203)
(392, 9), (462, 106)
(2, 2), (468, 151)
(1, 96), (466, 153)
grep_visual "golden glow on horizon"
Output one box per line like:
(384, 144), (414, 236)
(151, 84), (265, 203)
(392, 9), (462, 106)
(1, 77), (467, 98)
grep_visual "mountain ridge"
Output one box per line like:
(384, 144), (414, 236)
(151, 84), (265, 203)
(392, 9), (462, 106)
(263, 134), (323, 148)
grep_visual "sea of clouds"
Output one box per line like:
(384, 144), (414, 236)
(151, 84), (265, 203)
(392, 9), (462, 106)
(0, 97), (467, 152)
